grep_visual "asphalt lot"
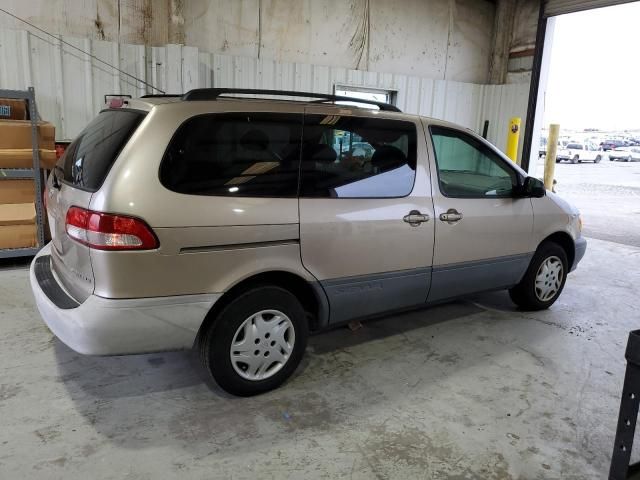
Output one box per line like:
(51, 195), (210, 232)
(535, 157), (640, 247)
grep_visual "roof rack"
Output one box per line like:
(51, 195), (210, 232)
(181, 88), (401, 112)
(139, 94), (182, 98)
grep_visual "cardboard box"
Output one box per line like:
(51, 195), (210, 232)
(0, 120), (55, 150)
(0, 180), (35, 204)
(0, 223), (37, 249)
(0, 148), (57, 169)
(0, 203), (36, 226)
(0, 99), (27, 120)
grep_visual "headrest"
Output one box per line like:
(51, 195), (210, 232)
(371, 145), (407, 170)
(308, 144), (337, 163)
(240, 129), (270, 151)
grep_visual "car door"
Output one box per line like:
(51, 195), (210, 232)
(299, 107), (435, 323)
(424, 122), (535, 302)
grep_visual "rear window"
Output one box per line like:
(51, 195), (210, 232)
(59, 110), (145, 191)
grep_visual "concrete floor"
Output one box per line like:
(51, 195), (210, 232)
(0, 235), (637, 479)
(2, 160), (640, 479)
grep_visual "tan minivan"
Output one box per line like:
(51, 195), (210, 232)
(30, 89), (586, 396)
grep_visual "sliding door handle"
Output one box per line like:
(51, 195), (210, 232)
(439, 209), (463, 224)
(403, 210), (430, 227)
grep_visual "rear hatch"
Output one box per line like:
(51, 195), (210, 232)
(47, 109), (146, 302)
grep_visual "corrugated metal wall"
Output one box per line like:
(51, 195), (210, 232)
(0, 28), (529, 160)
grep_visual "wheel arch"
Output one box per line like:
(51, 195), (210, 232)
(195, 270), (329, 346)
(540, 231), (575, 269)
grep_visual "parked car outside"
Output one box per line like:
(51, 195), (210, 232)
(609, 146), (640, 162)
(600, 139), (627, 151)
(539, 136), (547, 158)
(30, 89), (587, 396)
(558, 142), (603, 164)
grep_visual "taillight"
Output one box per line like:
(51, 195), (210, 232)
(65, 206), (159, 251)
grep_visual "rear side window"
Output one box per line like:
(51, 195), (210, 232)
(300, 115), (417, 198)
(160, 113), (302, 197)
(59, 110), (145, 191)
(566, 143), (583, 150)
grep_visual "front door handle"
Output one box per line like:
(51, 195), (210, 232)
(403, 210), (430, 227)
(439, 209), (463, 224)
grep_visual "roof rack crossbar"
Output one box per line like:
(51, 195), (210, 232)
(181, 88), (401, 112)
(140, 94), (182, 98)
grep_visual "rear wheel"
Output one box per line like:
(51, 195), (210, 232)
(509, 241), (568, 311)
(594, 155), (601, 163)
(199, 286), (308, 396)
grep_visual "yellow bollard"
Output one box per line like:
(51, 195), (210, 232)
(506, 117), (521, 163)
(544, 124), (560, 191)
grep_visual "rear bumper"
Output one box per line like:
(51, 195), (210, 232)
(30, 243), (220, 355)
(571, 236), (587, 272)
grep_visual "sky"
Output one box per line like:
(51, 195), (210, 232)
(543, 2), (640, 131)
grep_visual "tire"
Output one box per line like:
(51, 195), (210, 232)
(509, 241), (568, 311)
(594, 155), (601, 163)
(199, 286), (309, 396)
(627, 156), (631, 162)
(555, 158), (561, 163)
(571, 155), (579, 164)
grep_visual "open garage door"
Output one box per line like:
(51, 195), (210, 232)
(544, 0), (637, 17)
(522, 0), (639, 170)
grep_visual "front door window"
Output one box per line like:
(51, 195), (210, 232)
(430, 127), (517, 198)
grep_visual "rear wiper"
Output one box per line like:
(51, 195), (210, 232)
(52, 165), (63, 189)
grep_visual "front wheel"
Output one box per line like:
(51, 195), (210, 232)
(199, 286), (309, 396)
(509, 241), (568, 311)
(571, 155), (579, 164)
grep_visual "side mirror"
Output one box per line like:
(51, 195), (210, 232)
(522, 176), (546, 198)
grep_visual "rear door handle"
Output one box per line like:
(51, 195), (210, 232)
(403, 210), (430, 227)
(439, 209), (463, 224)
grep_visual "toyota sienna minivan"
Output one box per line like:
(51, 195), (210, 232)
(30, 89), (586, 396)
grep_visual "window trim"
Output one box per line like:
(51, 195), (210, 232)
(428, 125), (523, 200)
(298, 114), (419, 200)
(158, 111), (305, 199)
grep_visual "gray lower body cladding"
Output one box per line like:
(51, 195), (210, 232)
(319, 253), (533, 324)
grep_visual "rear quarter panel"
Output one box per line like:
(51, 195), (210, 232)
(89, 102), (313, 299)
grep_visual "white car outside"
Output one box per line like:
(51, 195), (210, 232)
(558, 142), (604, 164)
(609, 146), (640, 162)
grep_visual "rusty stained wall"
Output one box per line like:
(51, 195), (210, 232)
(0, 0), (178, 44)
(0, 0), (495, 82)
(511, 0), (539, 53)
(504, 0), (539, 84)
(183, 0), (496, 83)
